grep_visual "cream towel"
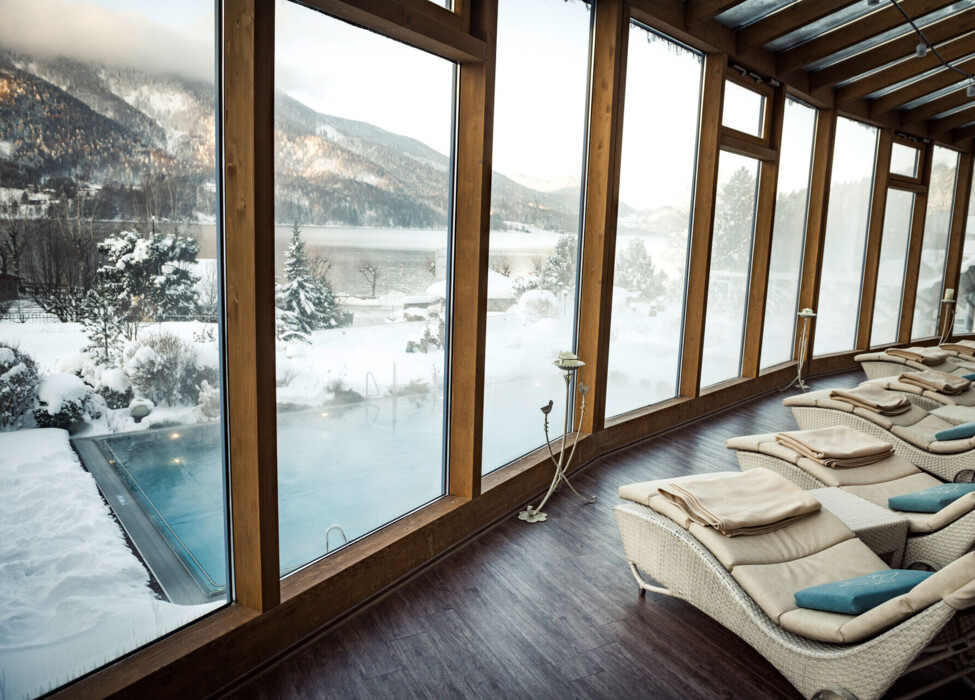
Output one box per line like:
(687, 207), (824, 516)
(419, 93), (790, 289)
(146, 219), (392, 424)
(942, 340), (975, 356)
(828, 384), (911, 415)
(656, 468), (821, 537)
(897, 370), (971, 395)
(775, 426), (893, 468)
(886, 346), (952, 366)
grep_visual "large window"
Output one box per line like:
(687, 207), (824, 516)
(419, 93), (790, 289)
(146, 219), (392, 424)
(0, 2), (227, 697)
(955, 179), (975, 334)
(912, 146), (959, 338)
(700, 152), (760, 387)
(481, 0), (592, 473)
(815, 117), (878, 355)
(760, 98), (815, 369)
(604, 25), (702, 418)
(274, 1), (454, 572)
(871, 189), (915, 346)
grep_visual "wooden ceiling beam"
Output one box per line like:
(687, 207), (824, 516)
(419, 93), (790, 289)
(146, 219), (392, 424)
(777, 0), (958, 74)
(737, 0), (861, 53)
(808, 8), (975, 91)
(869, 58), (975, 118)
(835, 31), (975, 104)
(954, 123), (975, 143)
(929, 105), (975, 136)
(899, 85), (973, 127)
(685, 0), (750, 27)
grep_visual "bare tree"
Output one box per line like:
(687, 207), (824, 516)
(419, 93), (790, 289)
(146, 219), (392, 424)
(358, 259), (380, 298)
(489, 254), (513, 277)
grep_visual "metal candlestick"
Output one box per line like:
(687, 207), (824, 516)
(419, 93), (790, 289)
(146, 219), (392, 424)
(780, 308), (816, 393)
(939, 298), (956, 345)
(519, 352), (597, 524)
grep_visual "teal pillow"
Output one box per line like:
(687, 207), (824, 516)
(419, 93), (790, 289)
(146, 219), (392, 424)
(964, 373), (975, 381)
(888, 483), (975, 513)
(935, 421), (975, 441)
(794, 570), (932, 615)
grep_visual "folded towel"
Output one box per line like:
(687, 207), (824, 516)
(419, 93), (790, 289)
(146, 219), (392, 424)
(828, 384), (912, 415)
(656, 468), (821, 537)
(897, 370), (971, 395)
(775, 426), (893, 468)
(886, 346), (952, 366)
(942, 340), (975, 356)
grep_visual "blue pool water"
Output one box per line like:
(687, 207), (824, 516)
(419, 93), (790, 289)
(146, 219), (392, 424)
(91, 393), (445, 591)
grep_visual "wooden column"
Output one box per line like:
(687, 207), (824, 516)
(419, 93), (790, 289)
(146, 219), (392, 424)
(578, 0), (628, 433)
(856, 128), (893, 350)
(796, 108), (837, 364)
(741, 85), (785, 377)
(898, 145), (934, 342)
(449, 0), (496, 498)
(223, 0), (279, 612)
(679, 53), (725, 398)
(941, 152), (975, 338)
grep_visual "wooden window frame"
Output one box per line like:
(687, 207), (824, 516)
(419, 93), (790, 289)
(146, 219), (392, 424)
(720, 67), (775, 151)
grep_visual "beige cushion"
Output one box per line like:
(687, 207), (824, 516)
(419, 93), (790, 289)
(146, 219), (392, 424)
(778, 608), (856, 644)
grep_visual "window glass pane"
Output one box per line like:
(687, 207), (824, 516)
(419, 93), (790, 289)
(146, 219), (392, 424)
(274, 1), (453, 572)
(722, 80), (765, 138)
(700, 152), (759, 387)
(890, 143), (919, 178)
(0, 1), (226, 695)
(955, 176), (975, 333)
(760, 98), (815, 369)
(814, 117), (878, 355)
(912, 146), (959, 338)
(482, 0), (591, 473)
(871, 190), (915, 346)
(605, 25), (702, 418)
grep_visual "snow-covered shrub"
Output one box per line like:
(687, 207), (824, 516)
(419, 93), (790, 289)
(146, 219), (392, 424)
(196, 379), (220, 421)
(124, 332), (216, 406)
(34, 373), (91, 431)
(515, 289), (560, 322)
(0, 342), (39, 429)
(97, 368), (134, 410)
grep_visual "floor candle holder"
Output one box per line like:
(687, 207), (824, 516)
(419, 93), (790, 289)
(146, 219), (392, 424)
(780, 308), (816, 393)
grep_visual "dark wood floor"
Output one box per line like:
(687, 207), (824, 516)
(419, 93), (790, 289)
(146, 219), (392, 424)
(229, 370), (970, 700)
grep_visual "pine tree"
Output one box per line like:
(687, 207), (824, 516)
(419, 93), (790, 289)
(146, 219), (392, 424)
(616, 239), (667, 303)
(276, 222), (341, 342)
(514, 234), (578, 296)
(82, 278), (126, 366)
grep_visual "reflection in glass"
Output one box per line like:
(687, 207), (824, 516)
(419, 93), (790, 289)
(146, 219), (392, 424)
(954, 182), (975, 334)
(871, 190), (915, 346)
(723, 80), (766, 138)
(815, 118), (878, 355)
(605, 25), (702, 418)
(913, 146), (959, 338)
(760, 98), (815, 369)
(482, 0), (592, 472)
(700, 152), (760, 388)
(890, 143), (920, 178)
(274, 1), (453, 570)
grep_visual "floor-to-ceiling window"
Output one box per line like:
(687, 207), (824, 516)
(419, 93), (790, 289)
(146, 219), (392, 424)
(871, 189), (916, 346)
(481, 0), (592, 472)
(274, 0), (454, 571)
(0, 2), (228, 696)
(955, 175), (975, 333)
(604, 24), (702, 418)
(912, 146), (959, 339)
(815, 117), (879, 355)
(760, 98), (816, 369)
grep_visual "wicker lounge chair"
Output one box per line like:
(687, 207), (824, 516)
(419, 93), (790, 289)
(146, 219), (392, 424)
(784, 389), (975, 483)
(864, 376), (975, 425)
(856, 349), (975, 381)
(728, 431), (975, 570)
(615, 474), (975, 700)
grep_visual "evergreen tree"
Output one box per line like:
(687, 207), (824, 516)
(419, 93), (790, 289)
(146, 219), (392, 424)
(615, 239), (667, 303)
(712, 165), (758, 271)
(514, 234), (578, 296)
(276, 222), (341, 342)
(82, 278), (126, 366)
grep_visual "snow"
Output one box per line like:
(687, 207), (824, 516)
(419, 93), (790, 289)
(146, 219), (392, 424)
(0, 429), (221, 700)
(99, 368), (129, 393)
(36, 373), (88, 414)
(0, 140), (13, 158)
(426, 270), (514, 300)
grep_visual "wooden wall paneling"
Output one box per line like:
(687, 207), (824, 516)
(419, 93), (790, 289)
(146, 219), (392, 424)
(448, 0), (496, 498)
(737, 0), (861, 53)
(941, 152), (975, 337)
(678, 53), (725, 398)
(899, 145), (935, 342)
(796, 108), (838, 366)
(223, 0), (280, 613)
(856, 129), (894, 350)
(577, 0), (628, 434)
(741, 85), (786, 377)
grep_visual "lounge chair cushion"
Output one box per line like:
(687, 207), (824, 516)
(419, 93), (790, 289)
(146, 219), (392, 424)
(794, 570), (932, 615)
(935, 421), (975, 441)
(965, 373), (975, 381)
(889, 483), (975, 513)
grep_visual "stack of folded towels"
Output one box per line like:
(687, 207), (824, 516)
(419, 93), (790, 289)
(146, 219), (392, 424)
(774, 426), (893, 468)
(828, 383), (911, 415)
(885, 346), (952, 365)
(656, 468), (820, 537)
(941, 339), (975, 356)
(897, 369), (971, 395)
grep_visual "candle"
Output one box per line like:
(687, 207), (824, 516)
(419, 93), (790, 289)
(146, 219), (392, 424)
(946, 288), (955, 301)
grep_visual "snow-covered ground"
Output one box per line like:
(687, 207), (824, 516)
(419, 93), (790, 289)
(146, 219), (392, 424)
(0, 429), (221, 700)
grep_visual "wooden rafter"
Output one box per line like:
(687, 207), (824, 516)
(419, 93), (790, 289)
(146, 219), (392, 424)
(929, 105), (975, 136)
(685, 0), (749, 27)
(869, 58), (975, 118)
(737, 0), (861, 53)
(900, 85), (974, 127)
(954, 123), (975, 143)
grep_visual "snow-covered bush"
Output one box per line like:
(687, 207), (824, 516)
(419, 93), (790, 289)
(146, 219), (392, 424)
(0, 342), (39, 429)
(34, 373), (91, 431)
(97, 368), (134, 410)
(124, 332), (217, 406)
(196, 379), (220, 421)
(515, 289), (560, 322)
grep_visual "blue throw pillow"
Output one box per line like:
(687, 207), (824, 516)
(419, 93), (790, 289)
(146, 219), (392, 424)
(794, 570), (933, 615)
(935, 421), (975, 441)
(964, 373), (975, 381)
(888, 483), (975, 513)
